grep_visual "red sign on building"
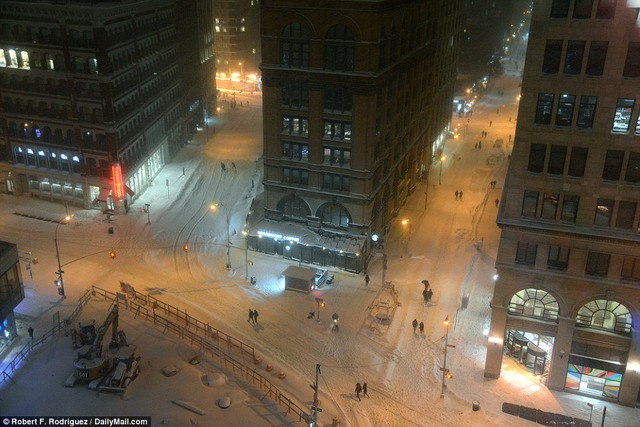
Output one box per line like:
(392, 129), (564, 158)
(111, 163), (125, 200)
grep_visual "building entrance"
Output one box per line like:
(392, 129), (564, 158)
(565, 356), (623, 399)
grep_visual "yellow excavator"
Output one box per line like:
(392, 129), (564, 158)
(66, 305), (140, 391)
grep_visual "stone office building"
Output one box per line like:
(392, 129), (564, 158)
(0, 0), (215, 212)
(255, 0), (462, 271)
(486, 0), (640, 406)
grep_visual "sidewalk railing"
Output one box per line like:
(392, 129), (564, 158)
(0, 289), (92, 387)
(104, 285), (255, 360)
(92, 286), (308, 423)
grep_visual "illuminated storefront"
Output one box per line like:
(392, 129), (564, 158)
(0, 241), (24, 352)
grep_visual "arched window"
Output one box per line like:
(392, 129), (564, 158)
(576, 299), (632, 334)
(324, 25), (354, 71)
(508, 288), (559, 320)
(281, 23), (309, 67)
(277, 194), (311, 219)
(317, 202), (351, 228)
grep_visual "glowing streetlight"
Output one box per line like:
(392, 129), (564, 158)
(210, 203), (231, 269)
(440, 315), (455, 398)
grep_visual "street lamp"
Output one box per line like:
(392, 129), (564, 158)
(242, 229), (249, 281)
(401, 218), (411, 254)
(53, 214), (72, 298)
(440, 315), (455, 398)
(315, 298), (325, 322)
(210, 203), (231, 269)
(438, 153), (447, 185)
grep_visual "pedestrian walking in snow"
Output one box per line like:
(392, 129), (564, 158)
(459, 191), (463, 200)
(426, 288), (433, 302)
(28, 326), (34, 339)
(365, 274), (370, 287)
(509, 134), (512, 142)
(412, 319), (418, 332)
(489, 120), (493, 127)
(495, 198), (500, 207)
(355, 382), (362, 401)
(474, 142), (478, 149)
(455, 190), (459, 200)
(253, 310), (259, 324)
(509, 116), (512, 122)
(363, 382), (369, 397)
(478, 141), (482, 149)
(248, 309), (254, 324)
(221, 162), (226, 172)
(419, 322), (424, 334)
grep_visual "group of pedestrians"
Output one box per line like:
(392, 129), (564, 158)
(411, 318), (425, 334)
(489, 180), (498, 189)
(355, 382), (369, 401)
(454, 190), (464, 201)
(474, 141), (483, 150)
(480, 130), (488, 138)
(248, 308), (260, 324)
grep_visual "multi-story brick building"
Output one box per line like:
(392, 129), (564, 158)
(486, 0), (640, 406)
(253, 0), (462, 272)
(0, 0), (215, 212)
(0, 241), (24, 352)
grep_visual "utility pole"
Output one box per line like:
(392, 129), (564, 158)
(309, 364), (321, 426)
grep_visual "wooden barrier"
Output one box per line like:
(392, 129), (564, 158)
(92, 286), (308, 423)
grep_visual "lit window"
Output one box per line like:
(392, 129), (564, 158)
(38, 150), (45, 156)
(72, 156), (80, 162)
(60, 154), (68, 160)
(27, 148), (33, 154)
(215, 26), (220, 32)
(241, 27), (246, 32)
(0, 49), (5, 67)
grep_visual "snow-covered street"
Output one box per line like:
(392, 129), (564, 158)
(2, 50), (639, 426)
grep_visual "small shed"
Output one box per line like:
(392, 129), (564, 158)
(281, 266), (316, 293)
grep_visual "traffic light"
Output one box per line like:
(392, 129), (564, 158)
(58, 287), (65, 296)
(446, 371), (453, 379)
(248, 261), (254, 266)
(54, 278), (61, 287)
(109, 249), (117, 259)
(183, 244), (189, 252)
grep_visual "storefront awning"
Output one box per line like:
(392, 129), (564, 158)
(97, 187), (111, 202)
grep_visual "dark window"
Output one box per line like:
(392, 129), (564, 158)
(542, 40), (563, 74)
(585, 252), (610, 276)
(576, 96), (597, 128)
(616, 201), (636, 229)
(561, 195), (579, 222)
(594, 198), (614, 226)
(585, 41), (608, 76)
(555, 94), (576, 126)
(317, 202), (351, 228)
(596, 0), (616, 19)
(277, 194), (311, 219)
(547, 246), (570, 270)
(535, 93), (554, 125)
(573, 0), (594, 19)
(602, 150), (624, 181)
(281, 23), (309, 67)
(516, 242), (538, 265)
(324, 25), (354, 71)
(623, 42), (640, 78)
(522, 190), (539, 217)
(568, 147), (588, 177)
(612, 98), (634, 133)
(541, 193), (559, 219)
(548, 145), (567, 174)
(282, 167), (309, 185)
(322, 173), (350, 191)
(621, 256), (640, 281)
(282, 142), (309, 161)
(324, 86), (352, 113)
(550, 0), (570, 18)
(564, 41), (585, 75)
(282, 81), (309, 108)
(625, 152), (640, 183)
(528, 143), (546, 173)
